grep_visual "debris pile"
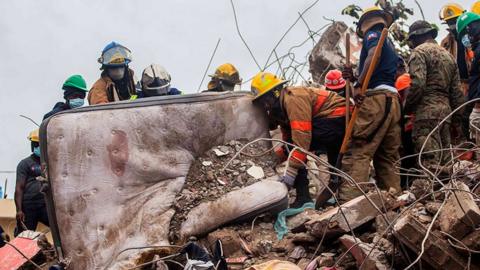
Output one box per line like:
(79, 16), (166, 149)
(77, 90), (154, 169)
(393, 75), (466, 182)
(169, 140), (278, 241)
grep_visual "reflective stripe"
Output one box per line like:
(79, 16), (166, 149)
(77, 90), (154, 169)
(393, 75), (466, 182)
(290, 150), (307, 162)
(291, 120), (312, 131)
(327, 106), (347, 118)
(313, 90), (330, 115)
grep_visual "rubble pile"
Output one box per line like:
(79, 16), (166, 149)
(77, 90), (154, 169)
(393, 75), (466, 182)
(169, 140), (278, 241)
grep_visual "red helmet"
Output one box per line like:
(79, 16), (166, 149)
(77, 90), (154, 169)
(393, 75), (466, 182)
(325, 70), (346, 90)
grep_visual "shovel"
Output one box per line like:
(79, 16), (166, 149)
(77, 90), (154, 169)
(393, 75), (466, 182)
(315, 28), (389, 209)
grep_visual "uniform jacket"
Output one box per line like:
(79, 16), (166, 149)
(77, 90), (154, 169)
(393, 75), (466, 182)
(88, 68), (137, 105)
(279, 86), (347, 168)
(406, 42), (465, 122)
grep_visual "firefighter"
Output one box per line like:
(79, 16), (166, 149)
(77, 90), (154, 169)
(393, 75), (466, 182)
(324, 69), (347, 97)
(138, 64), (181, 97)
(251, 71), (348, 208)
(204, 63), (242, 92)
(341, 7), (402, 202)
(43, 75), (88, 120)
(88, 42), (138, 104)
(14, 129), (49, 236)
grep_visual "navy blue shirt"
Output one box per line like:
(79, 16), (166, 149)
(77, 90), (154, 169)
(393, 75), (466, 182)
(43, 102), (70, 120)
(359, 28), (398, 89)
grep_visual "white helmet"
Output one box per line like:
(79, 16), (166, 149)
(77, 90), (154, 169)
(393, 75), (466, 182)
(141, 64), (171, 96)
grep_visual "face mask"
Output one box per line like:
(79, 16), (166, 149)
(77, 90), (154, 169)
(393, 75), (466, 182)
(33, 146), (41, 157)
(69, 98), (84, 108)
(462, 35), (472, 48)
(108, 67), (126, 81)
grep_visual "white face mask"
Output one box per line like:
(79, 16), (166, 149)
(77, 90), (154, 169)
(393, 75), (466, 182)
(462, 35), (472, 48)
(108, 67), (126, 81)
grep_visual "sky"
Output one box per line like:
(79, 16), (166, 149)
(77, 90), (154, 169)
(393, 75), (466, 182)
(0, 0), (475, 197)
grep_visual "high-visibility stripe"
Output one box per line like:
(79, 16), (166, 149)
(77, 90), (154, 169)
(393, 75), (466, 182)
(290, 150), (307, 162)
(291, 120), (312, 131)
(327, 106), (347, 117)
(313, 90), (330, 115)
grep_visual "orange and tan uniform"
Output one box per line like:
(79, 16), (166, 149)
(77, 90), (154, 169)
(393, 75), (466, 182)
(88, 69), (137, 105)
(279, 86), (347, 169)
(441, 32), (473, 95)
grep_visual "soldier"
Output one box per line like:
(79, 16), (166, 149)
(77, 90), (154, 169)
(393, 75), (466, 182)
(406, 20), (465, 169)
(340, 7), (402, 202)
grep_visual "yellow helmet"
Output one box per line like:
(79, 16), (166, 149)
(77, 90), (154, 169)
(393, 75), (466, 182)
(209, 63), (241, 84)
(356, 6), (394, 38)
(439, 3), (465, 21)
(251, 72), (287, 100)
(28, 129), (39, 143)
(472, 1), (480, 14)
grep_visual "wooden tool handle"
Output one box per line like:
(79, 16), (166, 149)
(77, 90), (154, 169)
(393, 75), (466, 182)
(339, 28), (389, 155)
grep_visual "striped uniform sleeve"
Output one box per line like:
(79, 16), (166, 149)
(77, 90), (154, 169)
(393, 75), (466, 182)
(284, 94), (312, 168)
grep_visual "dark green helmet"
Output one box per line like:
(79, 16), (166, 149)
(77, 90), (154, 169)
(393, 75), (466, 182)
(408, 20), (438, 40)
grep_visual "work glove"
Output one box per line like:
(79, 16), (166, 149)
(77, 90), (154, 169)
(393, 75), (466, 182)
(278, 166), (298, 189)
(470, 108), (480, 140)
(342, 66), (357, 83)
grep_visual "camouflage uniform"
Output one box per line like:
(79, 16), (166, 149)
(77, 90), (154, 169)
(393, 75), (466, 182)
(406, 42), (465, 168)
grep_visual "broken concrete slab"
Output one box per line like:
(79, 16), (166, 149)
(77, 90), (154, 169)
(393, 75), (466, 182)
(286, 208), (321, 233)
(306, 192), (387, 238)
(393, 213), (478, 270)
(339, 235), (389, 270)
(461, 229), (480, 252)
(247, 165), (265, 179)
(438, 182), (480, 239)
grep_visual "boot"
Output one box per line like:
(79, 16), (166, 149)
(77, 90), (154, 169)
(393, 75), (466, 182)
(290, 169), (313, 208)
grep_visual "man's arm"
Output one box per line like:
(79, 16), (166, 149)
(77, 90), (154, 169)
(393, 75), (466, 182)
(14, 161), (27, 222)
(358, 46), (381, 87)
(449, 66), (466, 119)
(405, 51), (427, 114)
(285, 93), (313, 168)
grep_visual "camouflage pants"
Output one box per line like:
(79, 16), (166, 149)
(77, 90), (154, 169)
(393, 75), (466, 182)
(339, 92), (402, 202)
(412, 119), (451, 169)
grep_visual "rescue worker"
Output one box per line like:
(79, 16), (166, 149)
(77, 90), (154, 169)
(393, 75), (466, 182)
(324, 69), (347, 97)
(137, 64), (181, 98)
(396, 73), (415, 187)
(88, 42), (138, 104)
(406, 20), (465, 169)
(250, 71), (348, 208)
(14, 129), (49, 236)
(457, 12), (480, 142)
(439, 3), (470, 88)
(204, 63), (241, 92)
(43, 75), (88, 120)
(341, 7), (402, 202)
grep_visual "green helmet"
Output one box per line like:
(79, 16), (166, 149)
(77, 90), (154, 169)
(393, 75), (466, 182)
(457, 11), (480, 36)
(62, 75), (88, 92)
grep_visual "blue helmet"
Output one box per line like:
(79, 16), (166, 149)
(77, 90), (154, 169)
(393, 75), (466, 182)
(98, 41), (132, 67)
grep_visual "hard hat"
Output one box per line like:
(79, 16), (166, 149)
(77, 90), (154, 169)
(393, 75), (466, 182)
(439, 3), (464, 22)
(395, 73), (411, 92)
(98, 41), (132, 68)
(28, 129), (39, 143)
(141, 64), (171, 96)
(325, 70), (346, 90)
(473, 1), (480, 15)
(62, 75), (88, 92)
(209, 63), (241, 84)
(251, 72), (287, 100)
(356, 6), (394, 38)
(408, 20), (438, 40)
(457, 11), (480, 36)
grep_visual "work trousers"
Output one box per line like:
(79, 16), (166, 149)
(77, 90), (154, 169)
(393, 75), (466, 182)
(340, 92), (402, 202)
(412, 119), (451, 169)
(14, 202), (49, 236)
